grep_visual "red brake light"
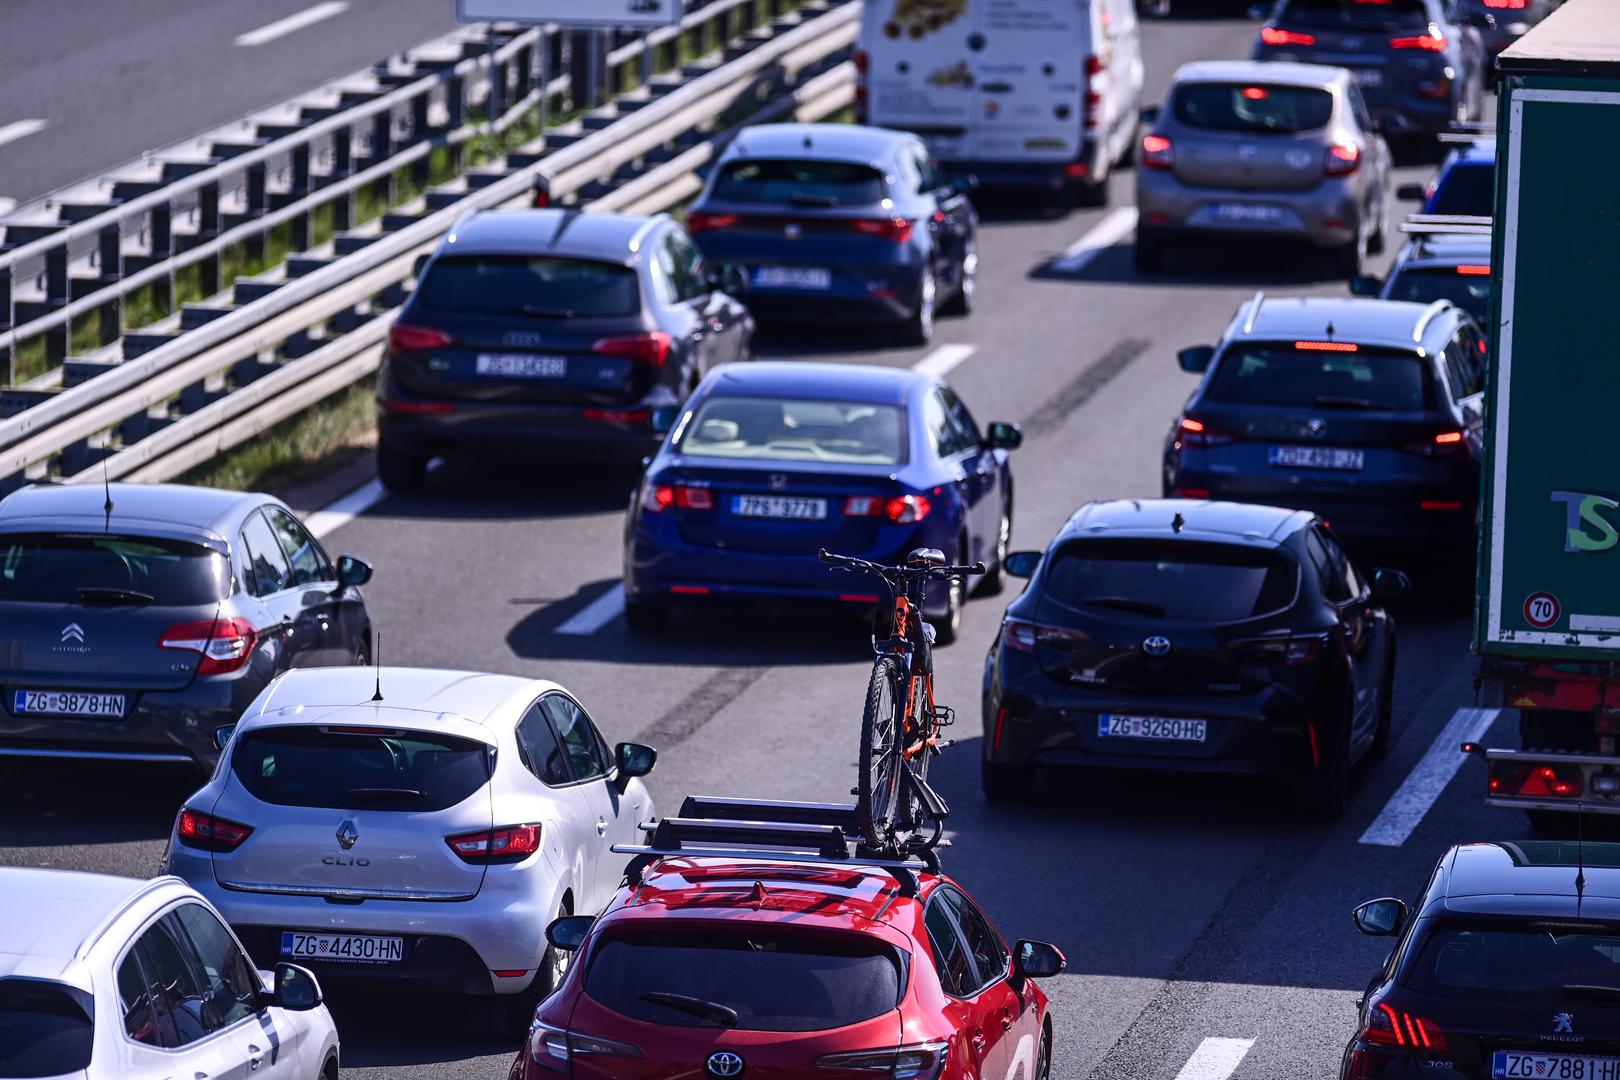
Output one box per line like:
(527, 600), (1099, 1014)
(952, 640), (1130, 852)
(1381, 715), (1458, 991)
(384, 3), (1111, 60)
(851, 217), (914, 243)
(885, 494), (932, 524)
(1484, 0), (1526, 7)
(854, 49), (870, 73)
(1365, 1003), (1448, 1051)
(1434, 431), (1464, 445)
(592, 331), (671, 368)
(1177, 416), (1238, 447)
(686, 211), (740, 235)
(676, 486), (712, 510)
(1490, 761), (1583, 799)
(388, 323), (453, 353)
(844, 495), (881, 517)
(1390, 33), (1447, 50)
(1261, 26), (1317, 46)
(641, 484), (675, 512)
(1294, 340), (1358, 352)
(1456, 264), (1490, 276)
(1003, 619), (1088, 654)
(381, 398), (455, 414)
(1324, 143), (1361, 176)
(446, 824), (543, 864)
(1232, 634), (1325, 667)
(1085, 54), (1105, 76)
(1242, 86), (1269, 100)
(582, 406), (653, 424)
(177, 808), (254, 852)
(640, 484), (711, 512)
(159, 619), (256, 676)
(1402, 430), (1468, 458)
(1141, 134), (1174, 170)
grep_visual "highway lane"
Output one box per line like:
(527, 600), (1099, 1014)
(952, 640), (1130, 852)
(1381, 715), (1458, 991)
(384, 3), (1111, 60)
(0, 11), (1534, 1080)
(0, 0), (461, 202)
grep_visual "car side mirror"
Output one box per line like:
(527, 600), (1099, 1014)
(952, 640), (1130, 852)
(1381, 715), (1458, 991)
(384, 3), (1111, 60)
(1010, 940), (1066, 991)
(547, 915), (595, 952)
(650, 406), (680, 436)
(1177, 345), (1215, 374)
(1349, 274), (1383, 297)
(1004, 550), (1042, 579)
(1372, 568), (1413, 600)
(615, 742), (657, 789)
(1396, 182), (1428, 201)
(412, 253), (430, 280)
(1246, 1), (1273, 18)
(270, 963), (323, 1011)
(1351, 898), (1407, 937)
(214, 725), (237, 752)
(336, 554), (373, 589)
(986, 421), (1023, 450)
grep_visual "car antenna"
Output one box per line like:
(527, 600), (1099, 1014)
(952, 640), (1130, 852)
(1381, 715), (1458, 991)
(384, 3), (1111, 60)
(1576, 802), (1588, 913)
(1325, 321), (1336, 340)
(371, 632), (384, 703)
(1172, 511), (1185, 533)
(102, 463), (113, 530)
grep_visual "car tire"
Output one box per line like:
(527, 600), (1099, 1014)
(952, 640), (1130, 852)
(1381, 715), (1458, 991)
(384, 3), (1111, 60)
(1294, 686), (1353, 819)
(1134, 231), (1166, 273)
(503, 899), (572, 1038)
(1369, 656), (1395, 759)
(982, 758), (1034, 802)
(1367, 205), (1386, 256)
(377, 442), (427, 493)
(1330, 239), (1362, 280)
(901, 268), (936, 346)
(624, 597), (669, 633)
(940, 240), (977, 317)
(1071, 179), (1109, 208)
(978, 498), (1012, 596)
(933, 540), (966, 645)
(1036, 1029), (1053, 1080)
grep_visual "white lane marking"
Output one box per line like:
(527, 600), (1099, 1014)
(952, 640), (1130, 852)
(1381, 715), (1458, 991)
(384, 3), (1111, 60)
(1050, 206), (1139, 274)
(305, 478), (386, 539)
(0, 119), (48, 150)
(556, 585), (626, 636)
(912, 343), (975, 377)
(235, 1), (350, 46)
(1173, 1038), (1256, 1080)
(1359, 706), (1501, 847)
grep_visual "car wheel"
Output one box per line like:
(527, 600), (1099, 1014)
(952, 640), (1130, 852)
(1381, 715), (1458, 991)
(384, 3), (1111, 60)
(1036, 1029), (1053, 1080)
(1369, 657), (1395, 759)
(503, 898), (572, 1038)
(978, 499), (1012, 596)
(940, 239), (977, 317)
(901, 267), (936, 345)
(933, 541), (966, 645)
(1134, 231), (1166, 273)
(1294, 687), (1353, 820)
(624, 596), (669, 633)
(1367, 202), (1386, 256)
(982, 758), (1034, 802)
(376, 442), (427, 493)
(1071, 179), (1109, 208)
(322, 1055), (339, 1080)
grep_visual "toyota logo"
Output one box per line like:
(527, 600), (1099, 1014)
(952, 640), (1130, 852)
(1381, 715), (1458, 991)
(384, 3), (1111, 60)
(1142, 635), (1172, 656)
(706, 1051), (745, 1077)
(60, 623), (85, 644)
(335, 820), (359, 850)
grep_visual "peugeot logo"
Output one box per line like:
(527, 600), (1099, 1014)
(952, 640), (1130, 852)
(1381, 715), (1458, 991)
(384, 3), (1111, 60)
(1306, 417), (1327, 439)
(1143, 635), (1172, 656)
(335, 820), (359, 850)
(1555, 1012), (1575, 1034)
(768, 473), (789, 491)
(706, 1052), (745, 1078)
(60, 623), (85, 644)
(783, 224), (802, 241)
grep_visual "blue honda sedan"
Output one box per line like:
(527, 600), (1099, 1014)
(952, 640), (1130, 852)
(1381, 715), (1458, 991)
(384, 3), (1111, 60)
(623, 362), (1021, 641)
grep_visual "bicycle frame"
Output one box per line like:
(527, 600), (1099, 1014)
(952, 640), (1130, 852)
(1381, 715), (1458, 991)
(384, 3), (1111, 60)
(874, 579), (938, 763)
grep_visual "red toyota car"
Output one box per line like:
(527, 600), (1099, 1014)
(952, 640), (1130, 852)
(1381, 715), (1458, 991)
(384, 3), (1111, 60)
(508, 797), (1065, 1080)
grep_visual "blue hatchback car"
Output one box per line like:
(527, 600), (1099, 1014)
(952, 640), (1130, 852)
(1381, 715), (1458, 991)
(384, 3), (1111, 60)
(623, 362), (1021, 641)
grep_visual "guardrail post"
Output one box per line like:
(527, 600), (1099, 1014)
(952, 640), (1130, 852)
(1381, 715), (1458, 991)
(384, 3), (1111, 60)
(44, 247), (68, 365)
(197, 182), (222, 296)
(410, 92), (432, 190)
(150, 204), (173, 320)
(368, 113), (395, 215)
(97, 224), (123, 346)
(0, 259), (12, 383)
(289, 144), (312, 251)
(331, 128), (355, 232)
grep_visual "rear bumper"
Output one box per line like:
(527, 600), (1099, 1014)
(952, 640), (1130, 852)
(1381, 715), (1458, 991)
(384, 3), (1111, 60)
(378, 398), (664, 464)
(0, 676), (253, 769)
(1135, 171), (1363, 250)
(940, 146), (1101, 191)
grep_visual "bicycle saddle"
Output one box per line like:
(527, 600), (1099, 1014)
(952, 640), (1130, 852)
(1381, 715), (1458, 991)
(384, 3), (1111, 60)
(907, 547), (946, 568)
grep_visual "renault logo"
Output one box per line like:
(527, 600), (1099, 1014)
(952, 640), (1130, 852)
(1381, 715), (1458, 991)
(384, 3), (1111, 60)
(336, 820), (359, 850)
(1143, 635), (1172, 656)
(706, 1052), (745, 1078)
(60, 623), (85, 644)
(768, 474), (789, 491)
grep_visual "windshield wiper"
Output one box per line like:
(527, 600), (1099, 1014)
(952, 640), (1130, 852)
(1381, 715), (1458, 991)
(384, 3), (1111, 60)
(1083, 596), (1166, 617)
(1562, 984), (1620, 1001)
(74, 586), (156, 604)
(788, 192), (840, 207)
(520, 304), (576, 319)
(1312, 395), (1376, 410)
(638, 992), (739, 1027)
(346, 787), (423, 802)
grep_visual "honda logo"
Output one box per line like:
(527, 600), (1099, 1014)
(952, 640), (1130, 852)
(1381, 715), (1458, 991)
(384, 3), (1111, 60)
(768, 474), (789, 491)
(706, 1052), (745, 1078)
(1142, 635), (1172, 656)
(60, 623), (85, 644)
(336, 820), (359, 850)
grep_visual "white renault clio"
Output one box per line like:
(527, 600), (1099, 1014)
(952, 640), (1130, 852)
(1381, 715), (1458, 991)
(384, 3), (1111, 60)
(0, 867), (337, 1079)
(162, 667), (657, 1035)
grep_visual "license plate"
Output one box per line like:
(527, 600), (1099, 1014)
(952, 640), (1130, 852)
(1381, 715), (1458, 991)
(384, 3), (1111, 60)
(1098, 715), (1208, 742)
(280, 931), (404, 965)
(753, 266), (832, 290)
(475, 353), (567, 378)
(13, 690), (126, 717)
(1212, 203), (1285, 224)
(732, 495), (828, 520)
(1353, 68), (1383, 88)
(1269, 445), (1365, 470)
(1493, 1052), (1620, 1079)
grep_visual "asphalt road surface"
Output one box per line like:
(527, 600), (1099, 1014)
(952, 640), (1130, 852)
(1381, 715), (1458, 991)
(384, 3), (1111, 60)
(0, 11), (1524, 1080)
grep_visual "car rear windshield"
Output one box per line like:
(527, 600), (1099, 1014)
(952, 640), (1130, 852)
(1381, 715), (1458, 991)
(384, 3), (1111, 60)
(584, 930), (902, 1032)
(678, 396), (907, 465)
(1204, 344), (1432, 411)
(1429, 163), (1496, 216)
(0, 979), (94, 1079)
(1407, 922), (1620, 1003)
(416, 255), (640, 318)
(1038, 539), (1297, 623)
(232, 726), (491, 811)
(712, 159), (886, 207)
(1277, 0), (1431, 29)
(0, 533), (230, 606)
(1386, 267), (1491, 323)
(1173, 83), (1334, 134)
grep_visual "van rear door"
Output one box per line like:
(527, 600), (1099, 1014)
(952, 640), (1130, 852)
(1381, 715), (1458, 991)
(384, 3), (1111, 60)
(964, 0), (1089, 165)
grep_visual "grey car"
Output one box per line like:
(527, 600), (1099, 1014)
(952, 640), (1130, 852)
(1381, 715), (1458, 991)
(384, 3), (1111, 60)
(0, 483), (373, 771)
(1135, 60), (1391, 277)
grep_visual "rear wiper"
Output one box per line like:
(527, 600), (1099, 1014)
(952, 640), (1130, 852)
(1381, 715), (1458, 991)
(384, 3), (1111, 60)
(638, 992), (739, 1027)
(346, 787), (423, 802)
(1562, 984), (1620, 1001)
(1312, 395), (1375, 410)
(74, 586), (155, 604)
(1082, 597), (1166, 617)
(520, 304), (576, 319)
(788, 192), (840, 207)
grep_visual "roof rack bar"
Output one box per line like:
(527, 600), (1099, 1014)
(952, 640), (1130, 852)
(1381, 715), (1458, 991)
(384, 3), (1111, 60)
(676, 796), (861, 831)
(1438, 131), (1493, 144)
(1400, 222), (1492, 236)
(649, 817), (852, 859)
(614, 843), (931, 895)
(1406, 213), (1492, 227)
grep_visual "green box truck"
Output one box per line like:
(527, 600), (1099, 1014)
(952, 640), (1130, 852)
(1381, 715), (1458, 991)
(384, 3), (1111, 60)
(1473, 0), (1620, 820)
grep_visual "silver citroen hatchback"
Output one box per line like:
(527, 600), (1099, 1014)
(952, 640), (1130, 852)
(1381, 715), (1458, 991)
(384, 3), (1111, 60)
(1135, 60), (1391, 278)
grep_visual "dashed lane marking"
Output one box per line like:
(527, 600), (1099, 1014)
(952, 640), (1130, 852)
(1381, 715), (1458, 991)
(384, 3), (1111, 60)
(0, 119), (49, 150)
(236, 2), (350, 47)
(555, 585), (627, 636)
(1050, 206), (1138, 274)
(912, 343), (975, 377)
(305, 479), (385, 540)
(1173, 1038), (1256, 1080)
(1358, 706), (1501, 847)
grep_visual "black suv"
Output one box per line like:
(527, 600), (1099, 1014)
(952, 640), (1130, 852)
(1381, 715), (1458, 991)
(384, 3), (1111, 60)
(377, 209), (754, 491)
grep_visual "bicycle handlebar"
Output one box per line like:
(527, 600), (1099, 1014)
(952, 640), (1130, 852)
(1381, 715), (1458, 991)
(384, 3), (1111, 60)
(819, 549), (987, 579)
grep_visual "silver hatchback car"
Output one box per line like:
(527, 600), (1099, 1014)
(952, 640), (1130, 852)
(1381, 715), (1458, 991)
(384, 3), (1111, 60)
(1135, 60), (1391, 277)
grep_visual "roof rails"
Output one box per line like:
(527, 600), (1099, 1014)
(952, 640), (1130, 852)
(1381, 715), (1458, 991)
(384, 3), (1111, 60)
(614, 795), (942, 897)
(1242, 290), (1266, 334)
(1413, 299), (1452, 343)
(1402, 213), (1492, 236)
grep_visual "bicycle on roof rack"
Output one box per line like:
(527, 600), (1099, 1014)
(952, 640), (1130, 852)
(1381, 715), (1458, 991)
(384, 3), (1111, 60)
(818, 546), (985, 853)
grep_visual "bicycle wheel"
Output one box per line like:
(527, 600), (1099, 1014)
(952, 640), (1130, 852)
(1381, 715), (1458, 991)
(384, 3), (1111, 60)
(857, 656), (915, 850)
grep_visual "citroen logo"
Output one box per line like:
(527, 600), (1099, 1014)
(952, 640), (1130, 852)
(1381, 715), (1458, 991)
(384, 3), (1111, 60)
(1306, 417), (1327, 439)
(706, 1052), (745, 1078)
(336, 820), (359, 850)
(768, 473), (789, 491)
(60, 623), (85, 644)
(1143, 635), (1172, 657)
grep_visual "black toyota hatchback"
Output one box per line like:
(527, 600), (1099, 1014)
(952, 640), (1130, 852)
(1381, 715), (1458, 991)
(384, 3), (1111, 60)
(981, 498), (1407, 816)
(1345, 841), (1620, 1079)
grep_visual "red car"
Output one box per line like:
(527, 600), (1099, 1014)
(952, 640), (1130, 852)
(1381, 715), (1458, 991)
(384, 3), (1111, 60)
(508, 797), (1065, 1080)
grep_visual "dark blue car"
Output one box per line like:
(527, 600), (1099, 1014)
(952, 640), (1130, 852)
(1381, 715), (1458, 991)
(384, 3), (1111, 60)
(623, 362), (1021, 641)
(1399, 136), (1495, 215)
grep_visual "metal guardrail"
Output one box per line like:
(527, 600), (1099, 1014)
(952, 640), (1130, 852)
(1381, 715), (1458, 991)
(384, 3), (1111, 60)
(0, 1), (857, 492)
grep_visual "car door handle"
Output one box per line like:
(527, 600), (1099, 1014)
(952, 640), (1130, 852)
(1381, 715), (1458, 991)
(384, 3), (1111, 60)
(596, 818), (608, 836)
(248, 1043), (264, 1070)
(1000, 1007), (1014, 1029)
(970, 1029), (987, 1055)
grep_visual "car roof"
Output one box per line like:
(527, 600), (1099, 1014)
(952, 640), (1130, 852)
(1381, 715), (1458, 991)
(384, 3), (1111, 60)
(1227, 296), (1453, 352)
(246, 666), (541, 734)
(444, 209), (667, 262)
(726, 123), (914, 166)
(1435, 842), (1620, 919)
(1173, 59), (1347, 90)
(705, 361), (925, 406)
(1056, 498), (1309, 546)
(1442, 139), (1496, 166)
(0, 868), (167, 983)
(0, 482), (258, 546)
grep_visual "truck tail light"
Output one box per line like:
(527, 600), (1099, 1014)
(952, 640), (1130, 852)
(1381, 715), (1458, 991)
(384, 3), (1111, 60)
(159, 619), (257, 676)
(1083, 54), (1105, 130)
(177, 808), (254, 852)
(1489, 762), (1583, 799)
(446, 824), (543, 863)
(1141, 134), (1174, 170)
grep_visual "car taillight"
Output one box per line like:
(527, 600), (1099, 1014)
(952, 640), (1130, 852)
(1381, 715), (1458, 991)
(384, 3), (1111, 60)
(686, 211), (740, 235)
(1231, 633), (1326, 667)
(388, 322), (453, 353)
(1363, 1002), (1449, 1051)
(1141, 134), (1174, 170)
(851, 217), (914, 244)
(1489, 761), (1583, 799)
(176, 808), (254, 852)
(1260, 26), (1317, 46)
(1324, 143), (1360, 176)
(1294, 340), (1358, 352)
(582, 406), (653, 424)
(159, 618), (256, 676)
(530, 1019), (643, 1073)
(816, 1041), (949, 1079)
(885, 494), (931, 524)
(1456, 264), (1490, 276)
(1003, 619), (1089, 654)
(640, 484), (712, 512)
(854, 48), (869, 73)
(1484, 0), (1525, 7)
(1401, 430), (1468, 458)
(1390, 32), (1447, 50)
(1083, 54), (1105, 130)
(1177, 416), (1238, 448)
(445, 823), (543, 864)
(592, 331), (671, 368)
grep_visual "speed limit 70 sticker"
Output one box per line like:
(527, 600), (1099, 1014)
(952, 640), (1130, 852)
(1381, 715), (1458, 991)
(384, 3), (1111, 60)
(1524, 592), (1561, 629)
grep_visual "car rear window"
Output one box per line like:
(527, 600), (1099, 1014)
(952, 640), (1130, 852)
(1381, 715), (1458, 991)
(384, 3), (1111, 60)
(0, 979), (94, 1079)
(1386, 267), (1491, 323)
(678, 396), (907, 465)
(1038, 539), (1297, 623)
(416, 255), (640, 318)
(712, 159), (886, 207)
(1407, 923), (1620, 1003)
(1428, 163), (1496, 216)
(0, 533), (230, 606)
(232, 726), (491, 811)
(1173, 83), (1334, 134)
(584, 930), (902, 1032)
(1204, 344), (1432, 411)
(1277, 0), (1431, 29)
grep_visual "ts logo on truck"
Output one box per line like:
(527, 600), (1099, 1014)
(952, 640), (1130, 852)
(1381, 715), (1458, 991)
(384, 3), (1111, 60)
(1552, 490), (1620, 552)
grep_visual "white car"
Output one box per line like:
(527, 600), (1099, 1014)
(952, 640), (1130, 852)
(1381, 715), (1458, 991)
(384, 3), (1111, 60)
(0, 866), (337, 1080)
(161, 667), (657, 1035)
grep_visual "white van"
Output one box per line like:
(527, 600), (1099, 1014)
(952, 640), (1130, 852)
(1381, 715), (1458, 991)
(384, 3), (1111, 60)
(856, 0), (1144, 205)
